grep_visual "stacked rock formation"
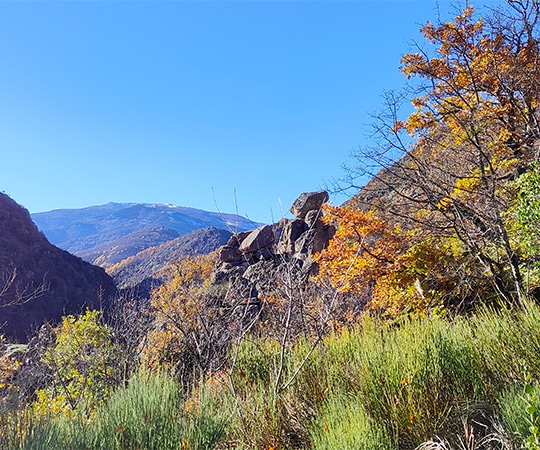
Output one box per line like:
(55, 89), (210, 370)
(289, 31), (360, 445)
(214, 191), (335, 303)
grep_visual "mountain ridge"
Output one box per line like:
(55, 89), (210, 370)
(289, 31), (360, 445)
(108, 226), (232, 291)
(31, 202), (261, 260)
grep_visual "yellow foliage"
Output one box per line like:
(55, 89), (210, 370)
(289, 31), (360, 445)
(399, 4), (539, 175)
(31, 310), (119, 420)
(314, 203), (405, 295)
(142, 254), (217, 371)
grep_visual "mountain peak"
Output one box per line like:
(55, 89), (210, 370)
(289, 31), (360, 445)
(31, 202), (261, 255)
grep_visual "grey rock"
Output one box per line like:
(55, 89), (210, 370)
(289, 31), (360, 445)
(243, 261), (275, 283)
(255, 247), (274, 261)
(218, 245), (243, 263)
(290, 191), (329, 219)
(227, 231), (252, 249)
(324, 224), (336, 241)
(209, 191), (335, 319)
(304, 210), (324, 229)
(239, 225), (274, 254)
(312, 230), (330, 253)
(213, 263), (247, 283)
(276, 219), (307, 255)
(295, 229), (318, 255)
(294, 224), (334, 256)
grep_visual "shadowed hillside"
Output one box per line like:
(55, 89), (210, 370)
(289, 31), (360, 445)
(0, 193), (116, 342)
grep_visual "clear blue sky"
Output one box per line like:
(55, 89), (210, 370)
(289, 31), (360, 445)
(1, 0), (488, 224)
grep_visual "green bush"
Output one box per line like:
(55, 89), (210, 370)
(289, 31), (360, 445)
(5, 371), (226, 450)
(310, 394), (393, 450)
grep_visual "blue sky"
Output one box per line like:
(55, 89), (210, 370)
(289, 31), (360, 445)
(1, 0), (482, 224)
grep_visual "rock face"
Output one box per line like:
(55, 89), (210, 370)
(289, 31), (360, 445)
(238, 225), (274, 254)
(290, 191), (329, 219)
(214, 191), (335, 304)
(0, 193), (116, 342)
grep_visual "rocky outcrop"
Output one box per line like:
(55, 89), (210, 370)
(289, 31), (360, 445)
(290, 191), (329, 219)
(214, 191), (335, 304)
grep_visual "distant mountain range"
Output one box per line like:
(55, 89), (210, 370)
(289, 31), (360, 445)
(32, 203), (259, 255)
(31, 203), (260, 289)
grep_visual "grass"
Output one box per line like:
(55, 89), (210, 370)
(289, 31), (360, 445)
(5, 301), (540, 449)
(309, 393), (393, 450)
(2, 371), (226, 450)
(222, 303), (540, 448)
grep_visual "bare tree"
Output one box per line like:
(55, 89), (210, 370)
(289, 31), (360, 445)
(0, 268), (48, 309)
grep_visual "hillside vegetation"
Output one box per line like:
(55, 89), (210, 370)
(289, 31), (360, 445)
(2, 2), (540, 449)
(0, 193), (116, 342)
(107, 227), (232, 290)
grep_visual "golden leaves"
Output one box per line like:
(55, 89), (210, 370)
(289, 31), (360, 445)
(314, 204), (408, 307)
(400, 3), (540, 156)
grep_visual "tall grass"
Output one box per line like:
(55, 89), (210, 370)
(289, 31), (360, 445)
(5, 302), (540, 449)
(498, 384), (540, 445)
(224, 303), (540, 449)
(3, 371), (226, 450)
(93, 370), (184, 450)
(309, 394), (393, 450)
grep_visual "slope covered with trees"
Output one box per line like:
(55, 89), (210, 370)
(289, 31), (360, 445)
(0, 193), (116, 342)
(107, 226), (232, 290)
(317, 1), (540, 315)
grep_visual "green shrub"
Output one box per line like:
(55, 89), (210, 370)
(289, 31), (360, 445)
(5, 370), (226, 450)
(310, 394), (394, 450)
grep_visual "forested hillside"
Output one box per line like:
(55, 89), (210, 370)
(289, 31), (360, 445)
(0, 193), (116, 342)
(2, 2), (540, 449)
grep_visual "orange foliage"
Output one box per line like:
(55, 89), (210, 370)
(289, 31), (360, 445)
(400, 5), (540, 167)
(313, 203), (476, 315)
(313, 203), (417, 314)
(313, 203), (404, 291)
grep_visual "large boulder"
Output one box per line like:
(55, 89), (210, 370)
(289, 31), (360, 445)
(218, 245), (243, 263)
(226, 231), (252, 249)
(239, 225), (275, 254)
(304, 209), (324, 229)
(276, 219), (307, 255)
(290, 191), (329, 219)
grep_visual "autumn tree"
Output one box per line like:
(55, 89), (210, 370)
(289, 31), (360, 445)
(142, 254), (232, 383)
(30, 310), (122, 419)
(313, 202), (490, 315)
(332, 1), (540, 311)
